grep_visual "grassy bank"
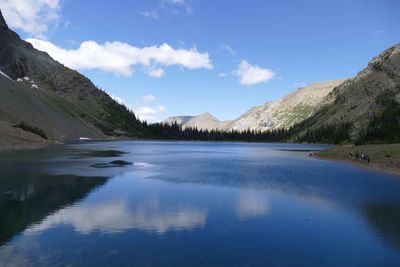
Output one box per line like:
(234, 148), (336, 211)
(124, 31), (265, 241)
(317, 144), (400, 175)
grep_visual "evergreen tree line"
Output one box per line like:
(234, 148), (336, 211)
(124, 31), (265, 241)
(103, 98), (357, 144)
(294, 122), (352, 144)
(104, 91), (400, 145)
(144, 122), (289, 142)
(356, 89), (400, 144)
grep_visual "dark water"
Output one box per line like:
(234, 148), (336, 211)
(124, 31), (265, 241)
(1, 141), (400, 267)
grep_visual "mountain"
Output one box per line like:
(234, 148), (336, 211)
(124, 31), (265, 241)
(164, 44), (400, 145)
(164, 116), (195, 126)
(164, 113), (231, 131)
(0, 10), (146, 150)
(227, 79), (346, 131)
(164, 80), (345, 132)
(183, 112), (231, 130)
(294, 44), (400, 144)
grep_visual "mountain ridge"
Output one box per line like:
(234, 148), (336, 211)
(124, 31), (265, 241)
(294, 43), (400, 143)
(164, 79), (346, 132)
(0, 10), (146, 149)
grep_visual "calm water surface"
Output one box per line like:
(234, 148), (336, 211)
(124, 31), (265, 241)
(0, 141), (400, 266)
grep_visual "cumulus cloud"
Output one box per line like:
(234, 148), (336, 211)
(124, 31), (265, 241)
(134, 105), (167, 122)
(110, 94), (165, 122)
(26, 38), (213, 77)
(234, 60), (275, 86)
(0, 0), (61, 38)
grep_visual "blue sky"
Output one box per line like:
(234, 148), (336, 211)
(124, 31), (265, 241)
(2, 0), (399, 121)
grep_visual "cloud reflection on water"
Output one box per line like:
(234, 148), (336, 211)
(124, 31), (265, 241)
(25, 199), (207, 235)
(236, 191), (270, 220)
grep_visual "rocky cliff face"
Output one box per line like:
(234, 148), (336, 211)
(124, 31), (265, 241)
(0, 10), (145, 149)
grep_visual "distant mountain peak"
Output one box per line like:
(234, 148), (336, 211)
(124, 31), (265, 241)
(199, 112), (217, 119)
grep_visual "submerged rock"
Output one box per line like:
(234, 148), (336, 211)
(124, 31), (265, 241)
(90, 160), (132, 169)
(72, 150), (127, 159)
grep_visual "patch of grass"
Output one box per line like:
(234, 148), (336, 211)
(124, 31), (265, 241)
(14, 122), (47, 139)
(283, 104), (314, 127)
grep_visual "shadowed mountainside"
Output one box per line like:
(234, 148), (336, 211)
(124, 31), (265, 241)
(0, 10), (147, 149)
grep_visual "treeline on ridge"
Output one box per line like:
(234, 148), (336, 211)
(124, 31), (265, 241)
(94, 93), (400, 145)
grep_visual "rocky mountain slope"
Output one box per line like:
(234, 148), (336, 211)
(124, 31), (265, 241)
(182, 113), (230, 130)
(227, 79), (346, 131)
(294, 43), (400, 143)
(164, 113), (230, 131)
(164, 116), (195, 126)
(165, 80), (345, 131)
(0, 10), (145, 150)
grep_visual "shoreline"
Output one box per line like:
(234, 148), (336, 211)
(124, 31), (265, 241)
(316, 155), (400, 176)
(316, 144), (400, 176)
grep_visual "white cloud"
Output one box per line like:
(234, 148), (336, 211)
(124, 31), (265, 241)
(141, 0), (194, 20)
(373, 29), (386, 35)
(218, 72), (228, 77)
(0, 0), (61, 38)
(147, 68), (166, 78)
(110, 94), (165, 122)
(26, 38), (213, 77)
(220, 44), (235, 55)
(162, 0), (193, 14)
(233, 60), (275, 86)
(157, 105), (166, 112)
(142, 94), (156, 102)
(139, 10), (160, 20)
(135, 105), (166, 122)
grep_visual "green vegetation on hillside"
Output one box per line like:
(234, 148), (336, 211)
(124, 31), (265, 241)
(294, 122), (352, 144)
(96, 96), (148, 137)
(14, 122), (47, 139)
(356, 89), (400, 144)
(283, 104), (314, 127)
